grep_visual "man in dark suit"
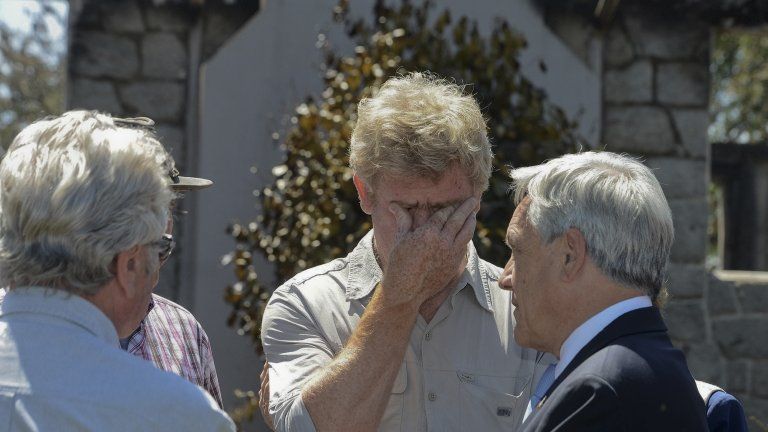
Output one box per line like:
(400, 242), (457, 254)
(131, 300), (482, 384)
(500, 151), (708, 431)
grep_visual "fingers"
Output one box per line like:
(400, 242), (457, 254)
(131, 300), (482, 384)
(427, 204), (455, 230)
(454, 207), (477, 247)
(440, 197), (478, 242)
(389, 202), (413, 240)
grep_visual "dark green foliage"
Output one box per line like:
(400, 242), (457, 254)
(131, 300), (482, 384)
(710, 28), (768, 143)
(224, 0), (578, 359)
(0, 4), (65, 149)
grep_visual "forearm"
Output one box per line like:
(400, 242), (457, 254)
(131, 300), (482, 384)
(301, 289), (418, 432)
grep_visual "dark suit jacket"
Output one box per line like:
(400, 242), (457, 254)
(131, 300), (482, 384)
(707, 390), (748, 432)
(522, 307), (708, 432)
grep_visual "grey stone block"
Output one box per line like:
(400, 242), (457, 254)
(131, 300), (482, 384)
(142, 33), (187, 79)
(753, 361), (768, 398)
(669, 198), (708, 263)
(623, 12), (708, 60)
(657, 63), (709, 107)
(71, 32), (139, 79)
(73, 2), (102, 27)
(735, 284), (768, 314)
(742, 397), (768, 428)
(605, 26), (634, 67)
(662, 299), (706, 342)
(725, 359), (749, 393)
(102, 1), (144, 33)
(686, 342), (723, 384)
(713, 317), (768, 358)
(671, 109), (708, 158)
(69, 79), (122, 115)
(665, 263), (706, 298)
(645, 157), (706, 200)
(603, 106), (676, 154)
(119, 81), (185, 121)
(605, 61), (653, 104)
(707, 274), (739, 316)
(146, 6), (193, 32)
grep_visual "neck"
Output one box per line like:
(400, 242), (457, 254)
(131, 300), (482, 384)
(419, 285), (453, 322)
(83, 282), (132, 338)
(549, 284), (645, 357)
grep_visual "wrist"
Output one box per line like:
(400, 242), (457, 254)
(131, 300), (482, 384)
(370, 282), (421, 316)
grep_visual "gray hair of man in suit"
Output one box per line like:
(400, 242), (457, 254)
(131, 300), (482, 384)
(508, 151), (673, 303)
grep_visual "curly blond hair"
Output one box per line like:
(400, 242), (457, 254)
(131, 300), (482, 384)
(350, 72), (492, 191)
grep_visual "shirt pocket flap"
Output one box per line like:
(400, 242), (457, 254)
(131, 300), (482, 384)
(391, 362), (407, 394)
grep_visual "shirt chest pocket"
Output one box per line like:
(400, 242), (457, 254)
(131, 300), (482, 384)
(379, 363), (407, 432)
(457, 370), (529, 432)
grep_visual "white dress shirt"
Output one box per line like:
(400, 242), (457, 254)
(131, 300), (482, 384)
(556, 296), (653, 379)
(0, 287), (235, 432)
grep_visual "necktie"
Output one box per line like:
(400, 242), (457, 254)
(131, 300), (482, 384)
(523, 362), (557, 422)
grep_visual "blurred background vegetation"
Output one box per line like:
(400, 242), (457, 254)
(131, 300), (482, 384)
(0, 1), (66, 149)
(706, 27), (768, 270)
(710, 27), (768, 144)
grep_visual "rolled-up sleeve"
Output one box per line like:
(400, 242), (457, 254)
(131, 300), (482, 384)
(262, 287), (335, 432)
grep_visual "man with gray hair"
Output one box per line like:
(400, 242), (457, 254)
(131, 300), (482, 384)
(0, 110), (234, 431)
(261, 72), (548, 431)
(500, 151), (707, 430)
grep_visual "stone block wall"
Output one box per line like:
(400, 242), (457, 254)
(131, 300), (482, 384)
(601, 5), (768, 425)
(709, 271), (768, 425)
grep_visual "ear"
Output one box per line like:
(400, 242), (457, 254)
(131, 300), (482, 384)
(353, 174), (374, 215)
(561, 228), (587, 282)
(114, 245), (143, 299)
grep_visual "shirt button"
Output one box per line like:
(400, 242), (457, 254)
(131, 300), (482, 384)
(425, 331), (432, 341)
(428, 392), (437, 401)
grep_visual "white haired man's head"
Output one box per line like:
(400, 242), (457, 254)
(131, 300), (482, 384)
(0, 110), (176, 295)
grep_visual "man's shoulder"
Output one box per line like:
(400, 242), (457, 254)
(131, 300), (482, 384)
(114, 362), (232, 429)
(149, 294), (202, 325)
(571, 332), (698, 397)
(274, 258), (350, 294)
(3, 325), (230, 428)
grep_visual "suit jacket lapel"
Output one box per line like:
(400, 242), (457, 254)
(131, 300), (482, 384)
(538, 306), (667, 405)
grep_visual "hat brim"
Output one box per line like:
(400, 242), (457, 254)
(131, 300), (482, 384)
(171, 176), (213, 191)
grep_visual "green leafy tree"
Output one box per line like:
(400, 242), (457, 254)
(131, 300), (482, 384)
(224, 0), (578, 361)
(710, 28), (768, 143)
(0, 3), (66, 148)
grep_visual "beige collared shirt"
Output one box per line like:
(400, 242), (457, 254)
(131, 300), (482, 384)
(262, 231), (550, 432)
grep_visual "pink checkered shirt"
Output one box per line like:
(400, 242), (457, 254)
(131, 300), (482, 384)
(122, 294), (224, 408)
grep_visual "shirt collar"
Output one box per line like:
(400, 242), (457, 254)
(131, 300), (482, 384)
(0, 286), (119, 347)
(556, 295), (652, 378)
(346, 231), (383, 300)
(120, 295), (155, 350)
(345, 231), (494, 312)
